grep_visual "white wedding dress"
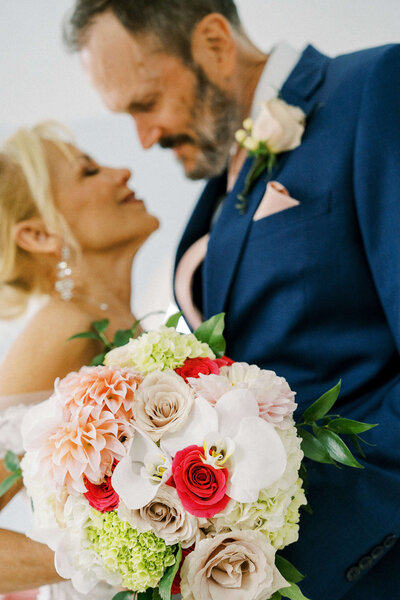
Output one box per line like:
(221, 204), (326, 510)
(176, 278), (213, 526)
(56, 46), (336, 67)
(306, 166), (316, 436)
(0, 394), (114, 600)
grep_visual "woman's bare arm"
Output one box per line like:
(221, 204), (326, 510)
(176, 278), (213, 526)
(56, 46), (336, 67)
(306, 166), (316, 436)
(0, 529), (63, 593)
(0, 457), (23, 510)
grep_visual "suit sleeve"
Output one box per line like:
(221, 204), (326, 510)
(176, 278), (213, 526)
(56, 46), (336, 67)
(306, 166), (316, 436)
(353, 44), (400, 350)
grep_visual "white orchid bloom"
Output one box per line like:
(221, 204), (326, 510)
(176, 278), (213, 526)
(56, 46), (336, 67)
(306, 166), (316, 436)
(111, 427), (172, 510)
(162, 390), (287, 503)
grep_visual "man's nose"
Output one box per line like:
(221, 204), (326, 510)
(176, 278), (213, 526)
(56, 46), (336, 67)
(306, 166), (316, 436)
(135, 117), (162, 149)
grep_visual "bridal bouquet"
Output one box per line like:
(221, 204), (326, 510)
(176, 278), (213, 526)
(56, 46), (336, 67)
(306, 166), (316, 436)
(20, 314), (373, 600)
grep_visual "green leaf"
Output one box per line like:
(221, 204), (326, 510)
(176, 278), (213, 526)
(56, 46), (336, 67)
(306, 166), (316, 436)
(165, 311), (183, 329)
(280, 582), (310, 600)
(152, 590), (163, 600)
(90, 352), (106, 366)
(302, 381), (341, 423)
(113, 329), (132, 348)
(270, 593), (282, 600)
(316, 428), (364, 468)
(111, 592), (134, 600)
(297, 428), (333, 464)
(158, 545), (182, 600)
(327, 418), (378, 435)
(136, 591), (154, 600)
(67, 331), (101, 342)
(92, 319), (109, 334)
(275, 555), (304, 584)
(194, 314), (226, 358)
(349, 434), (366, 458)
(5, 451), (20, 472)
(0, 471), (22, 497)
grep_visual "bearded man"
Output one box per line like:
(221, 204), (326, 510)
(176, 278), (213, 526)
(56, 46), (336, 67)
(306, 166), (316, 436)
(65, 2), (400, 598)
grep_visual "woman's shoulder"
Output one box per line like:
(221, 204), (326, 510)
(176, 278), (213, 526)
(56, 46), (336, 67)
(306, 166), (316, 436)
(0, 300), (102, 396)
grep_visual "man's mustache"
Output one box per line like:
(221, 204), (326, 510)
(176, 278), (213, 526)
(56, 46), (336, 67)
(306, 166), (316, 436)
(159, 134), (196, 149)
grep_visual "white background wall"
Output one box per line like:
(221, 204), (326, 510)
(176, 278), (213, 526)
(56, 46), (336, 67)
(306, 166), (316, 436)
(0, 0), (400, 531)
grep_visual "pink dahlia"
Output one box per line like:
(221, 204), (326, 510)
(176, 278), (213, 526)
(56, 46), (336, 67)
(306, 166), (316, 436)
(36, 409), (127, 494)
(58, 366), (142, 422)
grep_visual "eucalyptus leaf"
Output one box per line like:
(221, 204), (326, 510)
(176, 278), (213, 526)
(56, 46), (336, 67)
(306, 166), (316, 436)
(90, 352), (106, 367)
(165, 311), (183, 329)
(327, 418), (377, 435)
(302, 381), (341, 423)
(194, 314), (226, 358)
(111, 592), (134, 600)
(113, 329), (132, 347)
(316, 429), (363, 468)
(275, 555), (304, 584)
(0, 471), (22, 497)
(92, 319), (110, 334)
(158, 545), (182, 600)
(5, 450), (20, 472)
(280, 582), (310, 600)
(67, 331), (101, 342)
(297, 428), (333, 464)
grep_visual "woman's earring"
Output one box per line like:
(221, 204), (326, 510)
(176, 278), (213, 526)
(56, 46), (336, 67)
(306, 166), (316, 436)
(55, 245), (74, 301)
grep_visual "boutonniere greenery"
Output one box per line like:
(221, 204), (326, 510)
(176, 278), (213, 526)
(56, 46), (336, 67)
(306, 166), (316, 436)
(235, 98), (306, 214)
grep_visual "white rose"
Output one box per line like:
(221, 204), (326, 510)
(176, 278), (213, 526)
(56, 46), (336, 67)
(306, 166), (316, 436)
(180, 530), (288, 600)
(252, 98), (305, 153)
(118, 485), (200, 548)
(134, 369), (194, 441)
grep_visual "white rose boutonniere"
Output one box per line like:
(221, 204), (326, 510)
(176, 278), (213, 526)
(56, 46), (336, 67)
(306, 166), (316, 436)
(235, 98), (306, 214)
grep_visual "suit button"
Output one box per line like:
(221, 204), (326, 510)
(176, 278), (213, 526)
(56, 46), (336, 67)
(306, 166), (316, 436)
(358, 555), (373, 570)
(383, 534), (397, 549)
(346, 566), (361, 582)
(371, 545), (384, 560)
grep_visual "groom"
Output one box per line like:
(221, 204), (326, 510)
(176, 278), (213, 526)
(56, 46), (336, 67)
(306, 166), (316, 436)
(67, 1), (400, 598)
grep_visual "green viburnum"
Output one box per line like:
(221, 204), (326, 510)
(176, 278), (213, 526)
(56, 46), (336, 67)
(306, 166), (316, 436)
(104, 326), (215, 373)
(86, 510), (176, 592)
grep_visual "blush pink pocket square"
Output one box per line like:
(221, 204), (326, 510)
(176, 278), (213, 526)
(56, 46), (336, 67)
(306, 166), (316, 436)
(253, 181), (300, 221)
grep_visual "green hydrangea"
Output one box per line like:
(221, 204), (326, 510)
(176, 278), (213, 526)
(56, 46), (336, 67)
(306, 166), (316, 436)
(86, 509), (176, 592)
(105, 326), (215, 373)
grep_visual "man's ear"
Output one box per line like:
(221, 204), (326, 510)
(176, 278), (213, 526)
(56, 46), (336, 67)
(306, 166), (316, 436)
(14, 217), (61, 255)
(191, 14), (236, 82)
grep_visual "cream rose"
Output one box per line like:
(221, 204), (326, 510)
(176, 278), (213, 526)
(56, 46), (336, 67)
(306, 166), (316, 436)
(252, 98), (305, 153)
(180, 530), (288, 600)
(133, 369), (194, 441)
(118, 485), (200, 548)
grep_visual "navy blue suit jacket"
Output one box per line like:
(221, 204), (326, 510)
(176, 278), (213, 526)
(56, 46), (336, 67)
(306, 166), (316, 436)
(174, 45), (400, 599)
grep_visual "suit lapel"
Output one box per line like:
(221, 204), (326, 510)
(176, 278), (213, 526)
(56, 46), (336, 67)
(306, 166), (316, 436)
(203, 45), (330, 317)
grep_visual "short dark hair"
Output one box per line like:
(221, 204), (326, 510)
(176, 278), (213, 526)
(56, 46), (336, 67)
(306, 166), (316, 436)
(64, 0), (241, 62)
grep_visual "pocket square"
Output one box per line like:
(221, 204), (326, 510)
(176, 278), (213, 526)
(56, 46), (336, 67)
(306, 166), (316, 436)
(253, 181), (300, 221)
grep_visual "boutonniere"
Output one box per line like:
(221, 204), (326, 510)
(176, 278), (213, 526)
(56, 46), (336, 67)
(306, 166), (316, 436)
(234, 98), (306, 214)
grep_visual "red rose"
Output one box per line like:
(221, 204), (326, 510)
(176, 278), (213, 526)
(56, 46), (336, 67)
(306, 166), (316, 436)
(214, 356), (235, 368)
(170, 445), (230, 518)
(171, 546), (194, 595)
(84, 476), (119, 512)
(175, 357), (221, 382)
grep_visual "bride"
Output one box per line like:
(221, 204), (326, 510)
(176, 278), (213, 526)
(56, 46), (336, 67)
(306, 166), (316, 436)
(0, 122), (159, 597)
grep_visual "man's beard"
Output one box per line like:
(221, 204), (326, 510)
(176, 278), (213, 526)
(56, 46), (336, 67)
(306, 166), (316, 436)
(159, 66), (241, 180)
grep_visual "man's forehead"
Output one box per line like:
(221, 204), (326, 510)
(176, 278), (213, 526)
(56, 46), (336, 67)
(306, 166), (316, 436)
(80, 12), (164, 112)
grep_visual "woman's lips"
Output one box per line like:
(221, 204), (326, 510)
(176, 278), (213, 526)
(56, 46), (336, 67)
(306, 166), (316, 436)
(119, 191), (143, 205)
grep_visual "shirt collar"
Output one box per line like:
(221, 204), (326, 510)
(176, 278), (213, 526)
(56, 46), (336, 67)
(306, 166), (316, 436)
(250, 42), (301, 121)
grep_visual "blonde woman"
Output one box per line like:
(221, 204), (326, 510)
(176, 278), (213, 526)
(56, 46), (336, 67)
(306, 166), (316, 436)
(0, 122), (159, 596)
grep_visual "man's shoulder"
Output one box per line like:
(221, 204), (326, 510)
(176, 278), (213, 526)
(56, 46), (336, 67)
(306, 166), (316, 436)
(329, 43), (400, 83)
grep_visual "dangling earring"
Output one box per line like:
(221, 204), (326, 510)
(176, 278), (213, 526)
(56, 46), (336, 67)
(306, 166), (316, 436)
(55, 245), (74, 301)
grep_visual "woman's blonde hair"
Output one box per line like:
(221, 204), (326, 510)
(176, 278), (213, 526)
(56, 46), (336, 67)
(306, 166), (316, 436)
(0, 122), (78, 318)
